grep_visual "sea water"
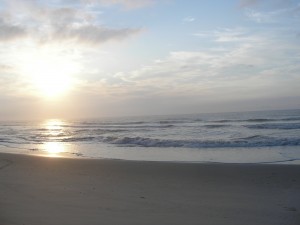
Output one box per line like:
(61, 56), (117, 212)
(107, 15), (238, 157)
(0, 109), (299, 164)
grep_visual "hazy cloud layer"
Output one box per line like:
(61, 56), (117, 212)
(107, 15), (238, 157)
(95, 27), (300, 102)
(0, 0), (299, 119)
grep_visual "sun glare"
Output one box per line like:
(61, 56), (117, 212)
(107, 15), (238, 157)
(20, 49), (79, 98)
(32, 61), (73, 97)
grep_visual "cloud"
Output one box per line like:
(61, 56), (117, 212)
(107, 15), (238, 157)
(0, 0), (142, 45)
(240, 0), (300, 23)
(239, 0), (260, 8)
(245, 9), (274, 23)
(52, 25), (142, 45)
(239, 0), (294, 8)
(0, 64), (13, 73)
(82, 0), (156, 9)
(0, 64), (25, 96)
(246, 6), (300, 23)
(194, 28), (260, 43)
(183, 17), (195, 23)
(0, 19), (27, 41)
(96, 28), (300, 103)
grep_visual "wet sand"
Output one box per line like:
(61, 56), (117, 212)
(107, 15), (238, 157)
(0, 152), (299, 225)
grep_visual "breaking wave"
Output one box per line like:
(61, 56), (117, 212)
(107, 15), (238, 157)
(99, 136), (300, 148)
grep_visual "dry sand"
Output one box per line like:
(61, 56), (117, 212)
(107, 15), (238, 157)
(0, 152), (299, 225)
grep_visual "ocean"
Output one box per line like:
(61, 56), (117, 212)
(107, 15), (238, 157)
(0, 109), (300, 164)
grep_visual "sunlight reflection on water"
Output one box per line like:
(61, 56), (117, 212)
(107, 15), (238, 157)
(44, 119), (65, 133)
(42, 119), (68, 157)
(44, 142), (65, 156)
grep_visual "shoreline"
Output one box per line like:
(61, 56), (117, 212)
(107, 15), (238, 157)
(1, 145), (300, 165)
(1, 152), (300, 225)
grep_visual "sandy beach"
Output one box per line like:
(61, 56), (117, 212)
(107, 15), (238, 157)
(0, 153), (299, 225)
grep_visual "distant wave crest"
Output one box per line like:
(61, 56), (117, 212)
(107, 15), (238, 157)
(212, 117), (300, 123)
(245, 123), (300, 130)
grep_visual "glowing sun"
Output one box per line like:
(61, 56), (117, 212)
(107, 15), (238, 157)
(30, 62), (73, 97)
(21, 49), (79, 98)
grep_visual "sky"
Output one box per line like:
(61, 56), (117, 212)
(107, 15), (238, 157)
(0, 0), (299, 120)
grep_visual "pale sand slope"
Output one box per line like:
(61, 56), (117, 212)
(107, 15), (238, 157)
(0, 153), (299, 225)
